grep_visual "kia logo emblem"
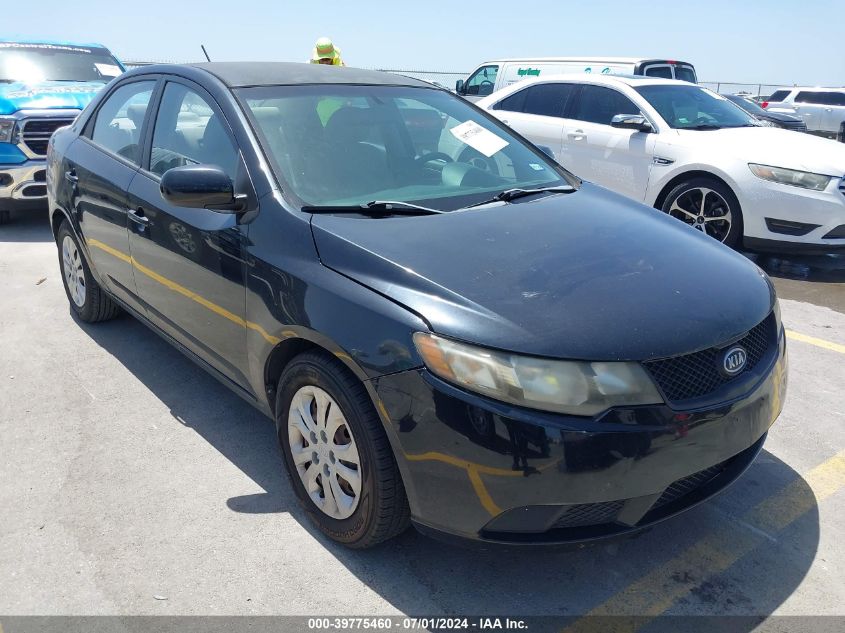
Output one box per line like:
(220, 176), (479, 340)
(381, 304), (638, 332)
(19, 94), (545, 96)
(722, 346), (748, 376)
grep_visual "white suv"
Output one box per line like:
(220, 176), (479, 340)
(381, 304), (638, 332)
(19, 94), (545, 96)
(764, 88), (845, 139)
(478, 74), (845, 254)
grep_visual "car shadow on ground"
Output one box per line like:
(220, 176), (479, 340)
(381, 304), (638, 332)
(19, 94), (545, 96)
(76, 311), (821, 625)
(0, 212), (53, 243)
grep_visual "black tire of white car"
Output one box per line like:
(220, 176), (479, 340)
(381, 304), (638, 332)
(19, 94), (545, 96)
(661, 177), (743, 249)
(56, 221), (122, 323)
(275, 351), (410, 548)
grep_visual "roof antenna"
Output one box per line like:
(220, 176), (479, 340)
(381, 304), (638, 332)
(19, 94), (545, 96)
(201, 45), (211, 62)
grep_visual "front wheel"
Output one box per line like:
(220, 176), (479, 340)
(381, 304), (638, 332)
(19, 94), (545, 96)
(276, 351), (410, 548)
(660, 177), (743, 249)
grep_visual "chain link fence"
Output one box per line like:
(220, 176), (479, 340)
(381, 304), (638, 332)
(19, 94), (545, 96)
(124, 62), (810, 98)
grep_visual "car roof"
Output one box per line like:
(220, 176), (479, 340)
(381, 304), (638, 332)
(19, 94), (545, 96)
(184, 62), (432, 89)
(781, 86), (845, 92)
(504, 73), (695, 88)
(476, 57), (692, 65)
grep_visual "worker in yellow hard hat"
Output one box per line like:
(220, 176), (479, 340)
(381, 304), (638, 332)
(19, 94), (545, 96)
(310, 37), (345, 66)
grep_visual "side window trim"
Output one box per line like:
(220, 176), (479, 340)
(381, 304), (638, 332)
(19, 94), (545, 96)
(139, 76), (238, 181)
(80, 76), (160, 169)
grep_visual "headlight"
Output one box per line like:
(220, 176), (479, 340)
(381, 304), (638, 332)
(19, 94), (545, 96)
(413, 332), (663, 416)
(749, 163), (831, 191)
(0, 118), (17, 144)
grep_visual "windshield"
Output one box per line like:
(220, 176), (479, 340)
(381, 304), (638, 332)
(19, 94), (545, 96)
(239, 84), (574, 210)
(635, 84), (756, 129)
(725, 94), (766, 115)
(0, 43), (122, 83)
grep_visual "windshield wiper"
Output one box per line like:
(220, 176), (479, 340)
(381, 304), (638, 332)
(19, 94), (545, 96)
(684, 124), (723, 130)
(465, 186), (576, 209)
(302, 200), (445, 216)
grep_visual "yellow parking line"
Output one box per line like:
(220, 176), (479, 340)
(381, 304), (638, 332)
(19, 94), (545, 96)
(563, 450), (845, 633)
(786, 329), (845, 355)
(86, 238), (281, 345)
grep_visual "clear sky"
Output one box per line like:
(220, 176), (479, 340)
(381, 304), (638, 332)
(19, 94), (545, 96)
(6, 0), (844, 86)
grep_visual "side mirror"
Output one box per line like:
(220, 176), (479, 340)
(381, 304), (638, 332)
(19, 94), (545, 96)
(535, 145), (556, 161)
(611, 114), (652, 132)
(160, 165), (245, 213)
(455, 79), (465, 94)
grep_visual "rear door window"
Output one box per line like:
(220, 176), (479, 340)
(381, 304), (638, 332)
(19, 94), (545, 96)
(89, 81), (155, 164)
(522, 83), (575, 118)
(795, 91), (825, 104)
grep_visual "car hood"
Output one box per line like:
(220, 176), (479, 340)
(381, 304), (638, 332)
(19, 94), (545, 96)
(311, 184), (774, 361)
(672, 127), (845, 176)
(0, 80), (106, 115)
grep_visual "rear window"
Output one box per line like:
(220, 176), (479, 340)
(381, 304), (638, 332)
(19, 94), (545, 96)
(767, 90), (791, 103)
(674, 66), (697, 83)
(644, 66), (672, 79)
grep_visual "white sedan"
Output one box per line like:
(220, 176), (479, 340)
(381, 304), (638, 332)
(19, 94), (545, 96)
(478, 74), (845, 253)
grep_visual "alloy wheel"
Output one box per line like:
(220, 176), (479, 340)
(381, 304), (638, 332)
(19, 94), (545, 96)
(668, 187), (732, 242)
(288, 385), (362, 520)
(62, 235), (86, 307)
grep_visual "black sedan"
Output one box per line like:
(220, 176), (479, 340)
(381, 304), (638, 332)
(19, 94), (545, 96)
(723, 93), (808, 132)
(46, 63), (788, 548)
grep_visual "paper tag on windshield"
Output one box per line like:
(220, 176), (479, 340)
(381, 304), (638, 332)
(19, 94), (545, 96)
(94, 63), (121, 77)
(450, 120), (508, 157)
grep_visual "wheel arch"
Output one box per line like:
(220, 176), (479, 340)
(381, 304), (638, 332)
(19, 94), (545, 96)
(652, 169), (739, 212)
(263, 327), (375, 418)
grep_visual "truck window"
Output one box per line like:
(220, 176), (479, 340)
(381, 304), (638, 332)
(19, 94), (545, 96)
(643, 65), (673, 79)
(674, 66), (697, 83)
(464, 65), (499, 97)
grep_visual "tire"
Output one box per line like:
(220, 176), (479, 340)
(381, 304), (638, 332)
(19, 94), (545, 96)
(660, 177), (743, 249)
(276, 351), (410, 548)
(0, 209), (10, 225)
(56, 221), (122, 323)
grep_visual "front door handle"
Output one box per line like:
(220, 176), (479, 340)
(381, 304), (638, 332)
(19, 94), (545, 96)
(64, 170), (78, 184)
(567, 130), (587, 141)
(128, 207), (149, 228)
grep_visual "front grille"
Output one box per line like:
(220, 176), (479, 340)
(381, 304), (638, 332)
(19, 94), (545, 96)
(653, 462), (727, 510)
(21, 118), (75, 156)
(781, 120), (807, 132)
(551, 500), (625, 529)
(643, 314), (775, 403)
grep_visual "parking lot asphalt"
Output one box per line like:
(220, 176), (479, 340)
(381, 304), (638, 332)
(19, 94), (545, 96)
(1, 213), (844, 625)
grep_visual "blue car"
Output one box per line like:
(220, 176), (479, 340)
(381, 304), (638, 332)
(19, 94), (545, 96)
(1, 40), (124, 224)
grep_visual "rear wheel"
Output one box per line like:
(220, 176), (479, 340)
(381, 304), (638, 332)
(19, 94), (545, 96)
(276, 351), (410, 548)
(660, 177), (743, 249)
(56, 222), (121, 322)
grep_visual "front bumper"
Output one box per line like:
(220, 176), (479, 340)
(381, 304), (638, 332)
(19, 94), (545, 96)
(0, 159), (48, 209)
(739, 173), (845, 254)
(374, 329), (787, 546)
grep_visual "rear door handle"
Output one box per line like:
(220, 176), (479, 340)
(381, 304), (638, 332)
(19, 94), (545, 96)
(64, 170), (78, 183)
